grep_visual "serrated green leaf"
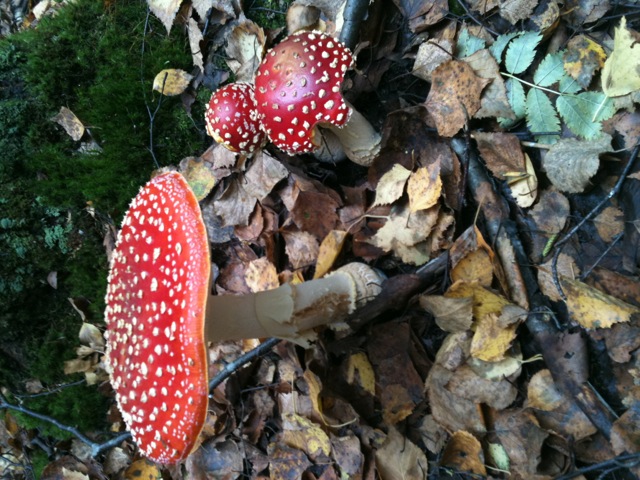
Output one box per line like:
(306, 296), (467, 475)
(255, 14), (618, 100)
(505, 32), (542, 75)
(490, 32), (519, 63)
(534, 52), (565, 87)
(457, 28), (486, 58)
(506, 78), (526, 118)
(499, 78), (526, 127)
(557, 92), (616, 139)
(558, 74), (582, 94)
(526, 88), (560, 142)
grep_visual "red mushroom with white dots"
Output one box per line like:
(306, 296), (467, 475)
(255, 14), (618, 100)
(104, 170), (383, 464)
(205, 82), (266, 155)
(254, 30), (381, 166)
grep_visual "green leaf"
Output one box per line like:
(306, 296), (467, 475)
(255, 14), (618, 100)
(490, 32), (519, 63)
(505, 32), (542, 75)
(558, 74), (582, 94)
(534, 52), (565, 87)
(456, 28), (486, 58)
(506, 78), (526, 118)
(499, 78), (526, 127)
(526, 88), (560, 142)
(556, 92), (616, 139)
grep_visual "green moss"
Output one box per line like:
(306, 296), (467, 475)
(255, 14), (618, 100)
(244, 0), (290, 31)
(0, 0), (203, 440)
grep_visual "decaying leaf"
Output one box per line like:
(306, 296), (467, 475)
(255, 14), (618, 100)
(420, 295), (474, 332)
(441, 431), (486, 476)
(373, 164), (412, 207)
(245, 257), (279, 292)
(407, 163), (442, 212)
(602, 17), (640, 97)
(147, 0), (182, 33)
(375, 427), (428, 479)
(425, 60), (490, 137)
(152, 69), (193, 96)
(412, 39), (453, 82)
(313, 230), (348, 279)
(563, 35), (606, 89)
(543, 134), (612, 193)
(50, 107), (85, 141)
(180, 156), (217, 201)
(283, 230), (319, 270)
(225, 21), (265, 82)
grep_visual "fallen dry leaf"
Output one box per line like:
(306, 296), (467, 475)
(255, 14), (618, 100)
(313, 230), (348, 279)
(420, 295), (474, 332)
(425, 60), (490, 137)
(543, 134), (612, 193)
(563, 34), (606, 89)
(245, 257), (279, 292)
(373, 163), (412, 207)
(375, 427), (428, 480)
(152, 68), (193, 96)
(407, 163), (442, 212)
(602, 17), (640, 97)
(50, 107), (85, 141)
(441, 430), (487, 476)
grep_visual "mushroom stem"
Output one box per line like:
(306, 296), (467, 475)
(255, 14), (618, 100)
(205, 263), (383, 345)
(321, 102), (381, 167)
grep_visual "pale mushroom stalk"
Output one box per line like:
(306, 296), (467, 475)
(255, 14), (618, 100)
(205, 262), (380, 344)
(104, 170), (383, 464)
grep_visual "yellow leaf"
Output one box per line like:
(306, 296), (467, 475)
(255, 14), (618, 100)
(282, 413), (331, 458)
(561, 277), (640, 328)
(152, 69), (193, 96)
(602, 17), (640, 97)
(408, 164), (442, 212)
(373, 164), (411, 206)
(345, 352), (376, 396)
(125, 459), (161, 479)
(508, 153), (537, 208)
(469, 312), (518, 362)
(245, 257), (279, 292)
(50, 106), (85, 141)
(313, 230), (348, 279)
(446, 281), (511, 318)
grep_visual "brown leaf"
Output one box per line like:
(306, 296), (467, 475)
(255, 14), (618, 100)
(593, 205), (624, 243)
(425, 60), (490, 137)
(474, 132), (526, 181)
(420, 295), (474, 332)
(291, 190), (340, 240)
(375, 427), (428, 479)
(493, 409), (548, 477)
(499, 0), (537, 23)
(268, 443), (312, 479)
(441, 431), (487, 476)
(563, 35), (606, 89)
(283, 230), (319, 270)
(463, 49), (515, 120)
(527, 369), (597, 440)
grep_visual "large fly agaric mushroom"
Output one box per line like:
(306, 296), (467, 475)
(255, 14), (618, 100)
(104, 170), (383, 464)
(254, 30), (381, 166)
(205, 82), (266, 155)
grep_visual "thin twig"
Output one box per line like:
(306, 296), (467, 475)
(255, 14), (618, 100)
(209, 337), (282, 391)
(551, 144), (640, 299)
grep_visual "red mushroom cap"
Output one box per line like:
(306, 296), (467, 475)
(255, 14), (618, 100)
(104, 171), (210, 464)
(254, 31), (354, 154)
(205, 82), (266, 154)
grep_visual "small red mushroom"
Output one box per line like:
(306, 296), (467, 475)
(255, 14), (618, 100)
(205, 82), (266, 155)
(104, 170), (383, 464)
(254, 30), (381, 166)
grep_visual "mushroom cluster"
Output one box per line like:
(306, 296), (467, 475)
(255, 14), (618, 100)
(104, 170), (383, 464)
(205, 31), (381, 165)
